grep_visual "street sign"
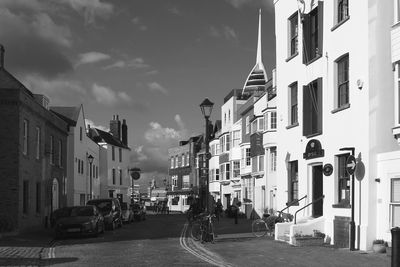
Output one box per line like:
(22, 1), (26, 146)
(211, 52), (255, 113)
(355, 161), (365, 181)
(323, 163), (333, 176)
(346, 155), (357, 175)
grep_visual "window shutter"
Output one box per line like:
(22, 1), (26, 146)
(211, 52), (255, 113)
(303, 85), (311, 136)
(317, 1), (324, 57)
(302, 13), (311, 64)
(317, 77), (323, 133)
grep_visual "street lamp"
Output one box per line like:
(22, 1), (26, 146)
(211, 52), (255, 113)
(339, 147), (355, 251)
(87, 154), (94, 200)
(200, 98), (214, 212)
(129, 167), (141, 203)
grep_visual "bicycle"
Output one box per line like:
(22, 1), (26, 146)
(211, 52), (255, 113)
(190, 213), (216, 243)
(252, 212), (291, 238)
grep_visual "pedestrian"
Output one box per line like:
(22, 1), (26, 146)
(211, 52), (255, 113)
(232, 198), (241, 224)
(215, 199), (223, 222)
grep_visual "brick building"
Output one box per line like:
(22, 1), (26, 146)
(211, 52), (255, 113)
(0, 46), (68, 232)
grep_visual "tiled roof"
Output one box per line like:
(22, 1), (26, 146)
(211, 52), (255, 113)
(0, 68), (31, 93)
(92, 128), (129, 149)
(51, 106), (81, 126)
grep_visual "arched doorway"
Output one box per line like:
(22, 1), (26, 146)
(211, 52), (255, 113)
(52, 178), (59, 211)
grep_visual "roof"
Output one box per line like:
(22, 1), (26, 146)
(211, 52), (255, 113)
(51, 106), (81, 126)
(91, 128), (130, 149)
(0, 67), (33, 96)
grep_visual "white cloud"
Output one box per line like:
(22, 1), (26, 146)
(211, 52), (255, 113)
(92, 83), (131, 106)
(147, 82), (168, 95)
(168, 7), (181, 16)
(22, 74), (87, 106)
(61, 0), (113, 25)
(32, 13), (72, 47)
(209, 25), (238, 42)
(132, 17), (147, 31)
(103, 57), (149, 70)
(76, 51), (110, 66)
(85, 119), (109, 132)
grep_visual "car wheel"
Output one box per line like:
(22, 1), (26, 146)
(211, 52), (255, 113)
(93, 224), (99, 237)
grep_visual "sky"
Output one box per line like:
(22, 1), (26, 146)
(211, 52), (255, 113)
(0, 0), (275, 190)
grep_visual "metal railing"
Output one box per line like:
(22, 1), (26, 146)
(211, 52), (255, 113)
(279, 195), (307, 216)
(294, 195), (325, 224)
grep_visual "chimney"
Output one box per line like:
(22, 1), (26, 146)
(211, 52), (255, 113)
(0, 44), (4, 68)
(109, 115), (120, 139)
(117, 115), (121, 141)
(122, 119), (128, 146)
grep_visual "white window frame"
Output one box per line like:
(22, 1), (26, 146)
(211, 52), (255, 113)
(270, 147), (277, 172)
(246, 116), (250, 134)
(233, 160), (240, 178)
(246, 148), (251, 166)
(232, 130), (241, 147)
(288, 11), (298, 57)
(395, 63), (400, 126)
(391, 178), (400, 227)
(288, 82), (298, 126)
(335, 54), (350, 109)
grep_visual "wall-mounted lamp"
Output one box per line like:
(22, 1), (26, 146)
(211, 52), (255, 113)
(357, 79), (363, 90)
(375, 178), (381, 183)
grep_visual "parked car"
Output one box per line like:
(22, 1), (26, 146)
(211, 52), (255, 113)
(131, 203), (146, 221)
(50, 207), (73, 228)
(87, 198), (123, 230)
(121, 202), (134, 224)
(54, 205), (105, 239)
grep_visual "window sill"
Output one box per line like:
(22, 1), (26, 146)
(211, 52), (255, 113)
(286, 52), (298, 62)
(286, 122), (299, 130)
(332, 203), (351, 209)
(331, 103), (350, 114)
(305, 132), (322, 139)
(331, 16), (350, 32)
(304, 54), (322, 66)
(264, 129), (277, 133)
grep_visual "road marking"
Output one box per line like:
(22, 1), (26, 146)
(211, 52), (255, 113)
(179, 223), (234, 267)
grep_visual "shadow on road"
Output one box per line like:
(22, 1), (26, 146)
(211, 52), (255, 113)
(0, 257), (78, 266)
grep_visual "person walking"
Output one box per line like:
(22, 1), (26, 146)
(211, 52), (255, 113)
(215, 199), (223, 222)
(231, 198), (241, 224)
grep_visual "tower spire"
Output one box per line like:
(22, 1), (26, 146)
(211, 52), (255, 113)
(256, 9), (262, 66)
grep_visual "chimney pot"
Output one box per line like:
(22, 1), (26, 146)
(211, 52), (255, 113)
(0, 44), (4, 68)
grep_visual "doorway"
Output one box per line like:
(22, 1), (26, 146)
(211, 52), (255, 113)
(224, 194), (231, 209)
(52, 178), (59, 211)
(312, 165), (323, 217)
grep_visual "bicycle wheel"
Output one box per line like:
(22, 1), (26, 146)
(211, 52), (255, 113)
(190, 221), (201, 241)
(252, 219), (268, 237)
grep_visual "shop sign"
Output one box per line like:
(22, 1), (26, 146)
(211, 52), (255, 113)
(303, 139), (325, 160)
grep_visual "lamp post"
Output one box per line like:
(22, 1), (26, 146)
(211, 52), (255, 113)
(339, 147), (356, 251)
(87, 154), (94, 200)
(129, 167), (141, 204)
(200, 98), (214, 212)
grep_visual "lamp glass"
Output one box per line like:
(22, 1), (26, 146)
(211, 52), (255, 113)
(200, 98), (214, 118)
(88, 155), (94, 164)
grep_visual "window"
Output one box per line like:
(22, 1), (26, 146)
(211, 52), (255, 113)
(228, 110), (231, 123)
(23, 180), (29, 214)
(183, 175), (190, 188)
(259, 155), (264, 172)
(215, 169), (219, 181)
(35, 127), (40, 159)
(80, 194), (86, 206)
(251, 120), (258, 134)
(220, 135), (227, 153)
(303, 78), (323, 137)
(96, 166), (98, 178)
(336, 54), (349, 108)
(233, 160), (240, 178)
(289, 82), (298, 125)
(391, 178), (400, 227)
(50, 135), (54, 164)
(337, 154), (350, 204)
(225, 163), (230, 180)
(246, 116), (250, 134)
(112, 146), (115, 161)
(259, 116), (264, 131)
(270, 147), (277, 172)
(80, 127), (83, 141)
(170, 157), (174, 168)
(112, 168), (116, 184)
(216, 143), (220, 155)
(303, 3), (323, 64)
(232, 130), (241, 147)
(224, 113), (226, 125)
(36, 182), (41, 213)
(337, 0), (349, 24)
(398, 63), (400, 124)
(58, 140), (62, 167)
(23, 119), (28, 155)
(182, 154), (185, 166)
(288, 12), (298, 57)
(288, 161), (298, 202)
(246, 148), (251, 166)
(226, 134), (231, 152)
(119, 169), (122, 185)
(178, 154), (182, 167)
(270, 111), (277, 129)
(186, 153), (189, 166)
(119, 148), (122, 162)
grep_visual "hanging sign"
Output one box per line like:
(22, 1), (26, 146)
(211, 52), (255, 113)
(303, 139), (325, 160)
(323, 163), (333, 176)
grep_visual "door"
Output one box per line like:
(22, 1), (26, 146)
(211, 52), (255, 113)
(225, 194), (231, 209)
(312, 165), (323, 217)
(52, 178), (59, 211)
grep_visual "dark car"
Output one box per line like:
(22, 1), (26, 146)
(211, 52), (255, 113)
(121, 202), (134, 224)
(50, 207), (74, 228)
(87, 198), (122, 230)
(131, 203), (146, 221)
(54, 205), (105, 239)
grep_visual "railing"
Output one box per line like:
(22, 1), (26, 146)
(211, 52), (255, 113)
(278, 195), (307, 216)
(294, 195), (325, 224)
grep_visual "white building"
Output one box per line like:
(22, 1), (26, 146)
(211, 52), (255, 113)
(273, 0), (397, 250)
(51, 105), (100, 206)
(89, 115), (131, 205)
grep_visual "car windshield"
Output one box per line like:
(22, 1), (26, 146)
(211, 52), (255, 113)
(120, 202), (128, 210)
(53, 207), (73, 218)
(70, 207), (94, 217)
(88, 200), (112, 212)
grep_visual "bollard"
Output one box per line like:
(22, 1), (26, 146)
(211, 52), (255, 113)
(392, 227), (400, 267)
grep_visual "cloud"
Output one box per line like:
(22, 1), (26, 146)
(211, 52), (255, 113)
(92, 83), (131, 106)
(147, 82), (168, 95)
(168, 7), (181, 16)
(85, 119), (109, 132)
(132, 17), (148, 31)
(209, 25), (238, 42)
(76, 51), (110, 66)
(0, 3), (73, 77)
(22, 74), (88, 106)
(103, 57), (149, 70)
(131, 115), (189, 173)
(61, 0), (113, 25)
(225, 0), (274, 9)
